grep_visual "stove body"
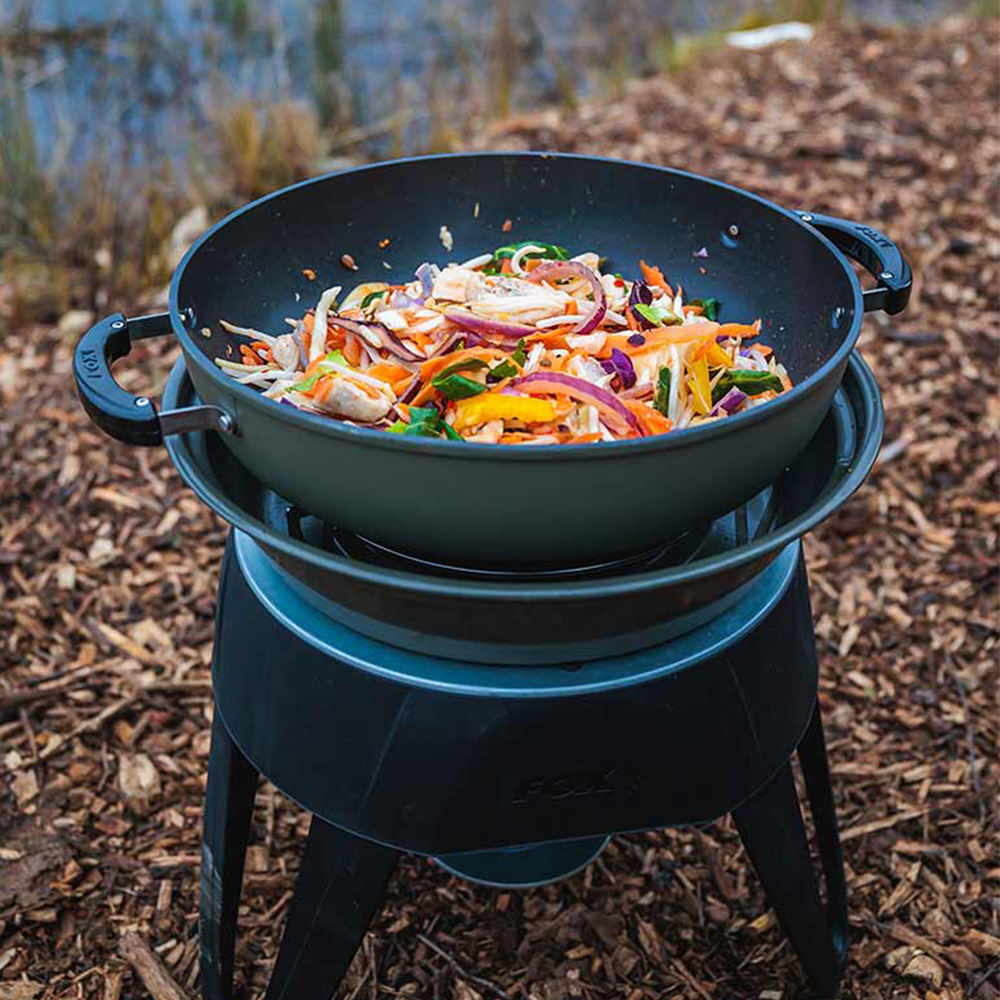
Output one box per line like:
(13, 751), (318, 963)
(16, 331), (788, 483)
(215, 534), (816, 857)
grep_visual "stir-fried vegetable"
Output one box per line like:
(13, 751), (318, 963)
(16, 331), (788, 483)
(214, 238), (792, 443)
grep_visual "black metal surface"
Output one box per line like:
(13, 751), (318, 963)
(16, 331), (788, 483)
(75, 154), (907, 565)
(733, 707), (848, 996)
(162, 350), (882, 664)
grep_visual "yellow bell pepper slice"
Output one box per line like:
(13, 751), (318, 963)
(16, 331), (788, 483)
(687, 355), (712, 415)
(453, 393), (557, 431)
(705, 341), (733, 369)
(691, 339), (732, 369)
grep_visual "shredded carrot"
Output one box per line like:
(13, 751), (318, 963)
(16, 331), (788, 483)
(565, 432), (602, 444)
(500, 258), (513, 275)
(639, 260), (673, 297)
(418, 347), (508, 383)
(342, 334), (362, 366)
(551, 351), (585, 373)
(550, 395), (576, 419)
(682, 304), (704, 316)
(716, 321), (760, 339)
(624, 399), (672, 436)
(565, 299), (579, 316)
(600, 322), (719, 356)
(409, 380), (444, 407)
(525, 325), (573, 348)
(240, 345), (265, 365)
(753, 343), (773, 357)
(367, 363), (410, 384)
(301, 355), (326, 380)
(625, 306), (639, 331)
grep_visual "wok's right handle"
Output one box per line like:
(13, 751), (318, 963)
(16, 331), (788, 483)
(74, 311), (234, 446)
(796, 211), (912, 315)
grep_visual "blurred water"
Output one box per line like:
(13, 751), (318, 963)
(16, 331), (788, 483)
(1, 0), (962, 170)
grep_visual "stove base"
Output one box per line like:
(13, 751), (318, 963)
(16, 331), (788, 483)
(199, 705), (847, 1000)
(199, 531), (848, 998)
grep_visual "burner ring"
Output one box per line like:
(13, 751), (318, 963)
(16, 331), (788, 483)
(323, 524), (714, 582)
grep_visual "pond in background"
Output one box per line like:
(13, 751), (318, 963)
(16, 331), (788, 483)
(1, 0), (963, 174)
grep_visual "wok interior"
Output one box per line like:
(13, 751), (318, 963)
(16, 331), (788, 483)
(177, 154), (858, 386)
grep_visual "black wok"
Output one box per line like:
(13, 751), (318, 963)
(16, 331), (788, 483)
(74, 153), (910, 565)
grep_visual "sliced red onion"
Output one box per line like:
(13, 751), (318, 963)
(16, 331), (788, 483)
(426, 329), (475, 358)
(358, 337), (383, 366)
(599, 347), (636, 389)
(330, 316), (423, 362)
(389, 290), (423, 309)
(526, 261), (607, 336)
(443, 308), (534, 345)
(710, 388), (748, 416)
(291, 330), (308, 369)
(398, 377), (423, 404)
(620, 381), (654, 400)
(627, 280), (656, 329)
(415, 262), (436, 299)
(512, 371), (644, 437)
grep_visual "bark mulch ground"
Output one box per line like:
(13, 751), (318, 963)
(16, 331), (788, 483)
(0, 15), (997, 1000)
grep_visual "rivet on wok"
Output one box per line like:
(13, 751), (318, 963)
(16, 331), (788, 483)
(111, 319), (125, 330)
(135, 397), (150, 407)
(728, 224), (740, 236)
(880, 270), (894, 280)
(799, 213), (813, 222)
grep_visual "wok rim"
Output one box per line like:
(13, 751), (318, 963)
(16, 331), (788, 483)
(168, 151), (865, 461)
(163, 351), (883, 601)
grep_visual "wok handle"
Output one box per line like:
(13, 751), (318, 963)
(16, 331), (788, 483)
(74, 312), (235, 447)
(796, 211), (912, 315)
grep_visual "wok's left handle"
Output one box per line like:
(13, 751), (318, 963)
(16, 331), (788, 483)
(796, 211), (912, 315)
(74, 311), (235, 446)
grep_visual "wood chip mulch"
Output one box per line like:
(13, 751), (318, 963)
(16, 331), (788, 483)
(0, 16), (997, 1000)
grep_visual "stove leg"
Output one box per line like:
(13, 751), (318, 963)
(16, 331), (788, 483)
(199, 712), (259, 1000)
(733, 704), (848, 996)
(264, 817), (398, 1000)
